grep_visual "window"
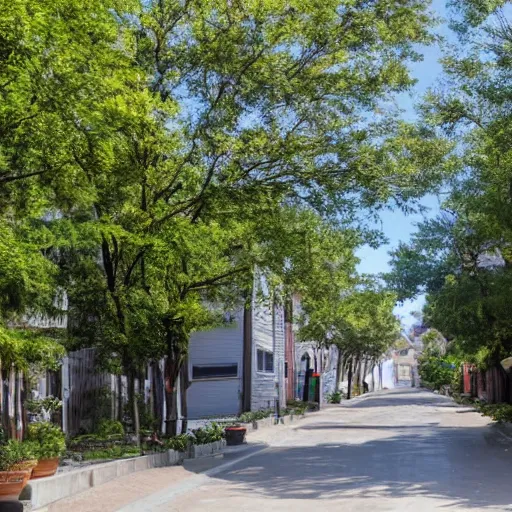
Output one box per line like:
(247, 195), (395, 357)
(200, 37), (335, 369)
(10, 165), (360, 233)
(257, 349), (274, 373)
(192, 364), (238, 380)
(285, 362), (289, 378)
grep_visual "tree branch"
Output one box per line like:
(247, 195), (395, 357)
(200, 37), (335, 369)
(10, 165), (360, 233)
(186, 266), (251, 292)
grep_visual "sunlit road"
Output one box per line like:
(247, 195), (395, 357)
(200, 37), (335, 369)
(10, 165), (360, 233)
(128, 388), (512, 512)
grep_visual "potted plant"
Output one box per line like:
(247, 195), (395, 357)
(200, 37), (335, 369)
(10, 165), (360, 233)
(27, 423), (66, 479)
(0, 440), (38, 500)
(224, 426), (247, 446)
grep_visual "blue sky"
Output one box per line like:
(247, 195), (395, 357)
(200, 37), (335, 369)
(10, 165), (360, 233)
(356, 0), (454, 328)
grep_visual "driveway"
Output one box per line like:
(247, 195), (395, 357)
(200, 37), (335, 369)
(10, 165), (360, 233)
(125, 388), (512, 511)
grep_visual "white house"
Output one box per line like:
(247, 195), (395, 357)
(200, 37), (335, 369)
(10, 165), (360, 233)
(187, 272), (286, 419)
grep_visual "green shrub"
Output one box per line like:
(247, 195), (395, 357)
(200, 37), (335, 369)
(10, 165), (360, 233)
(418, 354), (458, 391)
(96, 420), (124, 438)
(164, 434), (190, 452)
(25, 396), (62, 416)
(27, 422), (66, 459)
(68, 433), (124, 452)
(238, 409), (273, 423)
(0, 440), (38, 471)
(191, 423), (224, 445)
(82, 446), (140, 461)
(326, 391), (343, 404)
(478, 403), (512, 423)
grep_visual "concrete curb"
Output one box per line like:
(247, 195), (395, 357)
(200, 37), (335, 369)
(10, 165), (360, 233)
(26, 442), (226, 511)
(188, 440), (226, 458)
(241, 413), (306, 432)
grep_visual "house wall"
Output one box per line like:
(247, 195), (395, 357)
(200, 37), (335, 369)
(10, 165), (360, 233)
(251, 274), (286, 411)
(187, 312), (244, 418)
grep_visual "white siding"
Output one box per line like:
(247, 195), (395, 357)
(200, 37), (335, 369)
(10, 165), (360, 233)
(187, 312), (244, 418)
(251, 273), (286, 411)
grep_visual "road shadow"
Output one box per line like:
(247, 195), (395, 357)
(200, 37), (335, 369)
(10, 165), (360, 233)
(339, 388), (459, 409)
(207, 423), (512, 509)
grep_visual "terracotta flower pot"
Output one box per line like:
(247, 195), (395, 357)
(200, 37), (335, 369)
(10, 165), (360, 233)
(225, 427), (247, 446)
(0, 469), (34, 501)
(31, 458), (60, 479)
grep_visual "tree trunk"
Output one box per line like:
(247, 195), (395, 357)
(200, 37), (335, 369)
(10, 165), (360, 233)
(335, 347), (343, 393)
(347, 359), (353, 400)
(362, 358), (368, 394)
(128, 373), (140, 446)
(354, 358), (361, 396)
(180, 362), (190, 434)
(163, 317), (188, 436)
(117, 375), (123, 422)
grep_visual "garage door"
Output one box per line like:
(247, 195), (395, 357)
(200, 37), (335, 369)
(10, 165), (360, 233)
(187, 377), (241, 418)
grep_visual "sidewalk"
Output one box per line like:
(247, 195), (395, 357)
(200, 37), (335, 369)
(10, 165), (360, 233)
(42, 444), (266, 512)
(45, 465), (192, 512)
(36, 414), (313, 511)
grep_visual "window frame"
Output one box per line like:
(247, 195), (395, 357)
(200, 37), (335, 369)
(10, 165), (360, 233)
(257, 348), (274, 374)
(191, 363), (239, 381)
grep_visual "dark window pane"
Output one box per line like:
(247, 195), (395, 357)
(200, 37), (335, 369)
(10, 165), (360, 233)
(265, 352), (274, 373)
(192, 364), (238, 380)
(257, 350), (264, 371)
(285, 362), (288, 378)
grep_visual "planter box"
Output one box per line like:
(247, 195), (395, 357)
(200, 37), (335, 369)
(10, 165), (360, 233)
(252, 417), (275, 430)
(20, 450), (183, 510)
(188, 440), (226, 459)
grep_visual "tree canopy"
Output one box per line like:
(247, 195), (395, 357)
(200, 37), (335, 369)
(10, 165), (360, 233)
(0, 0), (445, 425)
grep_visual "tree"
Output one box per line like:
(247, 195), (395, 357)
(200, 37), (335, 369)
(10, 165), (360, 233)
(47, 0), (442, 433)
(298, 267), (400, 399)
(384, 1), (512, 368)
(0, 0), (141, 386)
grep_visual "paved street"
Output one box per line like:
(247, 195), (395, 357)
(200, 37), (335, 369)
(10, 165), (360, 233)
(49, 388), (512, 512)
(122, 388), (512, 512)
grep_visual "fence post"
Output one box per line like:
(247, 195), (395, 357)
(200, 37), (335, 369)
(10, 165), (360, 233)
(61, 356), (69, 435)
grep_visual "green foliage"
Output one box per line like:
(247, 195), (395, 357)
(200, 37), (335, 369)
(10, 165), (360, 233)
(386, 0), (512, 365)
(478, 403), (512, 423)
(0, 0), (443, 433)
(326, 391), (343, 404)
(0, 440), (37, 471)
(418, 354), (458, 391)
(285, 400), (308, 416)
(190, 423), (224, 445)
(68, 434), (125, 452)
(27, 422), (66, 459)
(238, 409), (274, 424)
(451, 364), (463, 394)
(82, 446), (140, 461)
(164, 434), (190, 453)
(0, 327), (65, 371)
(298, 281), (400, 366)
(25, 396), (62, 416)
(96, 420), (124, 438)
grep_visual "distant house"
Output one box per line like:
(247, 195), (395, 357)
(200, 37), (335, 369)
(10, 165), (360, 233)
(187, 272), (287, 419)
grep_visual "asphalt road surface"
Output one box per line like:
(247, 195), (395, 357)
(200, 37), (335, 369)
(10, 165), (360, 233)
(121, 388), (512, 512)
